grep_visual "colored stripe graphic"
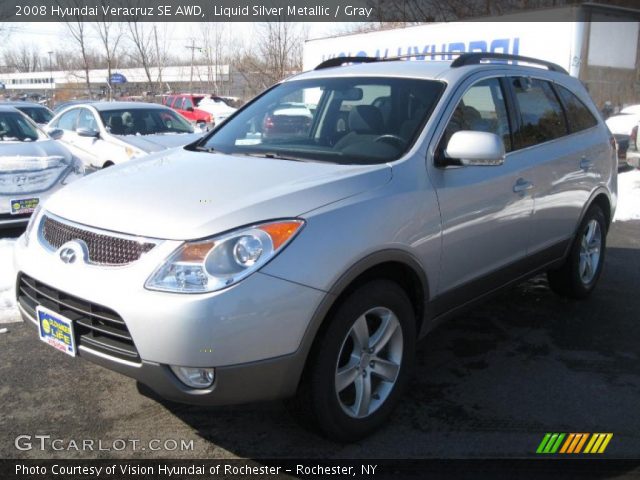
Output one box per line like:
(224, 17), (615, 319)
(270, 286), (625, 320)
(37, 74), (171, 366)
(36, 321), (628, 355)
(537, 433), (613, 454)
(537, 433), (565, 454)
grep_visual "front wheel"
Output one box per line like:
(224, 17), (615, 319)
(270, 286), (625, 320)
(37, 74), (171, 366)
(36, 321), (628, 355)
(547, 205), (607, 299)
(290, 280), (416, 442)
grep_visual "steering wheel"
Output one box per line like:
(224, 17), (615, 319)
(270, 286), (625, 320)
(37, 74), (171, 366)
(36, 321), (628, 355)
(373, 134), (407, 149)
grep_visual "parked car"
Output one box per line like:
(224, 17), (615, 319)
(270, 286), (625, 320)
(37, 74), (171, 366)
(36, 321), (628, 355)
(162, 94), (214, 130)
(1, 101), (54, 127)
(0, 106), (83, 228)
(606, 105), (640, 151)
(195, 95), (237, 127)
(53, 100), (95, 114)
(47, 102), (203, 168)
(262, 103), (313, 139)
(15, 53), (616, 441)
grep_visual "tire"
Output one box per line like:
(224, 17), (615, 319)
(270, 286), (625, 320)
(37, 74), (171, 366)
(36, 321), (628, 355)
(547, 205), (607, 299)
(102, 161), (114, 168)
(289, 280), (416, 442)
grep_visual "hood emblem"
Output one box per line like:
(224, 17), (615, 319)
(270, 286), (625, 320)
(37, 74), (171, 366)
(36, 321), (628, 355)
(57, 241), (88, 265)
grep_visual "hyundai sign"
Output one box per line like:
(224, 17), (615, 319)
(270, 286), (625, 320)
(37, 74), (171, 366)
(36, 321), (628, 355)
(109, 73), (127, 84)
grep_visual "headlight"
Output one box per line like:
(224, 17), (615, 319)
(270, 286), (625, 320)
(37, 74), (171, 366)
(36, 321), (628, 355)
(145, 219), (304, 293)
(125, 146), (144, 159)
(23, 204), (42, 246)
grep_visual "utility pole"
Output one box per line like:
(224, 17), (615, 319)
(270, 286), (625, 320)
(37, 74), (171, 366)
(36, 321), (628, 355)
(47, 51), (54, 108)
(185, 39), (202, 93)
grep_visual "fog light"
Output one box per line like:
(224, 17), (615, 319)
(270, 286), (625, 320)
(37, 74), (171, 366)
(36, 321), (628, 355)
(170, 366), (215, 389)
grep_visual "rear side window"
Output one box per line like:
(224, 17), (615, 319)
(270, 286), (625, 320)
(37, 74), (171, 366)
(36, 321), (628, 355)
(556, 85), (598, 133)
(182, 97), (194, 110)
(511, 77), (567, 149)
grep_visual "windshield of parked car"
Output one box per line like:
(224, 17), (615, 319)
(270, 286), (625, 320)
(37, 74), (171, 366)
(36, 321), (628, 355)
(16, 106), (53, 124)
(198, 77), (444, 164)
(99, 108), (194, 135)
(0, 111), (44, 142)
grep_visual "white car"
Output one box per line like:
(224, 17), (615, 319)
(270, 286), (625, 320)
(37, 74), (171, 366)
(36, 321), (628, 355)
(605, 104), (639, 150)
(195, 96), (237, 127)
(47, 102), (204, 168)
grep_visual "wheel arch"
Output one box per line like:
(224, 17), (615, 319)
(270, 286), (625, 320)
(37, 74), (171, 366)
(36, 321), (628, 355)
(290, 250), (430, 393)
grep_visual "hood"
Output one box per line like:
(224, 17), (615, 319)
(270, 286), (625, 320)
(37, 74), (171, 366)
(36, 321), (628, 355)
(44, 149), (392, 240)
(117, 133), (203, 153)
(0, 139), (71, 168)
(0, 139), (74, 195)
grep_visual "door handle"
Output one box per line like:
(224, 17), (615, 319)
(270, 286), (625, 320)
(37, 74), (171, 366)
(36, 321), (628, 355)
(580, 157), (593, 170)
(513, 178), (534, 194)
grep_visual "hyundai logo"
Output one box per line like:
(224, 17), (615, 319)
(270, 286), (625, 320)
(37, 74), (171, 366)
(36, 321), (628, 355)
(57, 241), (88, 265)
(59, 248), (77, 264)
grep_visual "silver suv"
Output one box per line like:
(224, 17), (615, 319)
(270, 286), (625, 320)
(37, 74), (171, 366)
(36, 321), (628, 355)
(14, 53), (616, 441)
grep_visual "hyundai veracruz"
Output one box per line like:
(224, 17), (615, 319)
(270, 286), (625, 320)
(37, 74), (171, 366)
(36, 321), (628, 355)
(14, 53), (617, 441)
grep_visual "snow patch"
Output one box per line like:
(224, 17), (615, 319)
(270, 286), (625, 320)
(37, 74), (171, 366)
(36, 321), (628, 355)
(0, 238), (20, 324)
(614, 169), (640, 222)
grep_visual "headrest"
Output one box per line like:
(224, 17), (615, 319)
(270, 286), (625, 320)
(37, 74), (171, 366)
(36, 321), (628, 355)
(348, 105), (384, 134)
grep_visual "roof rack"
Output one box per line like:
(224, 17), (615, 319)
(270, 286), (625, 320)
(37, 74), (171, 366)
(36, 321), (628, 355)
(314, 52), (568, 74)
(451, 52), (567, 73)
(314, 56), (379, 70)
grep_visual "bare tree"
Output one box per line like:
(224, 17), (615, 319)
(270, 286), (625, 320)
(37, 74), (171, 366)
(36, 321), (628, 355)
(94, 8), (123, 100)
(126, 20), (154, 89)
(64, 18), (93, 97)
(236, 21), (306, 93)
(200, 23), (229, 94)
(3, 43), (41, 72)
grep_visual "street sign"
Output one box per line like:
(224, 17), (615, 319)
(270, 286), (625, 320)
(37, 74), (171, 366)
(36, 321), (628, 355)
(109, 73), (127, 84)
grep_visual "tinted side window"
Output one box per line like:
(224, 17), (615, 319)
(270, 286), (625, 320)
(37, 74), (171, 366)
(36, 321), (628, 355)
(511, 77), (567, 149)
(440, 78), (512, 154)
(57, 109), (79, 131)
(556, 85), (598, 133)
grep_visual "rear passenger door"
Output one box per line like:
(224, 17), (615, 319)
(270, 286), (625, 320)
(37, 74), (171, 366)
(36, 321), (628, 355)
(507, 77), (601, 257)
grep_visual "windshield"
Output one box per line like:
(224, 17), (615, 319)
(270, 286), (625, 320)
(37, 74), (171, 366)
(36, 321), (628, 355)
(16, 106), (53, 124)
(0, 111), (44, 142)
(199, 77), (444, 164)
(99, 108), (194, 136)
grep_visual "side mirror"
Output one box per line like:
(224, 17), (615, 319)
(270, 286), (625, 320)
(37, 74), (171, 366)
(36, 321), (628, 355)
(186, 106), (194, 112)
(444, 131), (505, 166)
(47, 128), (64, 140)
(76, 127), (100, 138)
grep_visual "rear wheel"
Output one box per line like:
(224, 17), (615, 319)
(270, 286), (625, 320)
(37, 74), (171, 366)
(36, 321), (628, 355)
(289, 280), (416, 442)
(548, 205), (607, 299)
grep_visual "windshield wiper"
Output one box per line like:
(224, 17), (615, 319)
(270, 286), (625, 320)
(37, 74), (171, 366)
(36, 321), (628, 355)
(241, 152), (307, 162)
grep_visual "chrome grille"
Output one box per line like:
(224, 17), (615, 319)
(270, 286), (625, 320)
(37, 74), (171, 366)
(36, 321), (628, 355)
(18, 273), (140, 362)
(41, 215), (155, 266)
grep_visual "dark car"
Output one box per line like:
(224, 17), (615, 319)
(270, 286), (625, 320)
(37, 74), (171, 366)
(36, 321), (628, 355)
(1, 101), (54, 126)
(614, 133), (630, 168)
(262, 103), (313, 139)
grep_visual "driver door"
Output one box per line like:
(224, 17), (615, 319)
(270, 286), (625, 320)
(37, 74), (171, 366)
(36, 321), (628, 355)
(72, 108), (103, 168)
(428, 76), (535, 309)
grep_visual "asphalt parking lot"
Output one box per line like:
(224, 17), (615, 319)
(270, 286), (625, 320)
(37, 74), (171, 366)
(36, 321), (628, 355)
(1, 219), (640, 461)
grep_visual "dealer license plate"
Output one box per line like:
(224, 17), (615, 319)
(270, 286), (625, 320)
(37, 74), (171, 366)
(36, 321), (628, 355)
(36, 306), (76, 357)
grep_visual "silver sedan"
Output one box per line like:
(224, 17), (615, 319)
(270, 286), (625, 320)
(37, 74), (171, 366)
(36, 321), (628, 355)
(0, 106), (83, 228)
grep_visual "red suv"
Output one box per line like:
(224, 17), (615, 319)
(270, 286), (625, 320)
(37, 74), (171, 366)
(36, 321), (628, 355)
(162, 94), (213, 130)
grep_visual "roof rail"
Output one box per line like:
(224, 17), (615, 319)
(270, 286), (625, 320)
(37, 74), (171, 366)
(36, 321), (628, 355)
(314, 52), (568, 74)
(315, 56), (380, 70)
(450, 52), (568, 74)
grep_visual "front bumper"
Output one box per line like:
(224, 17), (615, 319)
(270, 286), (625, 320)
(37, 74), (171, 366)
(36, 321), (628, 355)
(14, 225), (326, 405)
